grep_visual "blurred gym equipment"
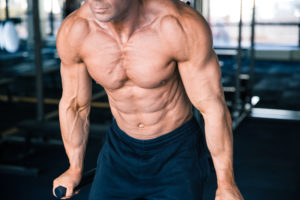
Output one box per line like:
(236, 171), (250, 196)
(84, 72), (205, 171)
(63, 0), (82, 18)
(0, 1), (299, 199)
(1, 20), (20, 53)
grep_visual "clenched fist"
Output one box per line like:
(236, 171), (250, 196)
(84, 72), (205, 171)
(53, 168), (82, 199)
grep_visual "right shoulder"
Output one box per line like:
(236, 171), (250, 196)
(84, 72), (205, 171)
(56, 12), (90, 64)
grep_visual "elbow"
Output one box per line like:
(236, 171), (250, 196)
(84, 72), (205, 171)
(197, 97), (228, 118)
(59, 97), (74, 113)
(59, 97), (91, 115)
(197, 98), (232, 128)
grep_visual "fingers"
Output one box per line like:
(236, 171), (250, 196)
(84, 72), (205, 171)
(74, 189), (80, 195)
(61, 185), (74, 199)
(52, 169), (83, 199)
(52, 179), (59, 198)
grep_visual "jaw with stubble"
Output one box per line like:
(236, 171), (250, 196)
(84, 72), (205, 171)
(87, 0), (133, 23)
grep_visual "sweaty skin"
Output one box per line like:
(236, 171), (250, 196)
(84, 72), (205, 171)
(53, 0), (244, 199)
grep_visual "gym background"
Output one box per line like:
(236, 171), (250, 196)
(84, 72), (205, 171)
(0, 0), (299, 199)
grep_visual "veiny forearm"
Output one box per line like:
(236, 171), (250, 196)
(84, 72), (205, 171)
(199, 100), (235, 188)
(59, 97), (90, 171)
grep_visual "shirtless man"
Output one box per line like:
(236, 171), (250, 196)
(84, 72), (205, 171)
(53, 0), (244, 199)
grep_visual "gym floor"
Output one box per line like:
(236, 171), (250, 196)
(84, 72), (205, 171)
(0, 118), (299, 199)
(0, 57), (299, 199)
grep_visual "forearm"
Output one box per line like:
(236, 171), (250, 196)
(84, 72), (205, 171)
(201, 102), (235, 188)
(59, 98), (91, 171)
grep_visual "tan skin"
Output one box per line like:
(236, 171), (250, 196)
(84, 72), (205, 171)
(53, 0), (244, 199)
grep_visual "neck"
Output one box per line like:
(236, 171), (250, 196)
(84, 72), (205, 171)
(104, 1), (142, 44)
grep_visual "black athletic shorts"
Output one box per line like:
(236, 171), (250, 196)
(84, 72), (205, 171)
(89, 116), (211, 200)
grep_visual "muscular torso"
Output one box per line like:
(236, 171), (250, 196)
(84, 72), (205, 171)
(65, 1), (194, 139)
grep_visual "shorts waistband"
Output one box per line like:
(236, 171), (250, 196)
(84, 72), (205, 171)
(110, 116), (200, 148)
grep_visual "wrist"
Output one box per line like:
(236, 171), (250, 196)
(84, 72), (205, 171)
(217, 179), (236, 189)
(216, 169), (236, 189)
(69, 165), (83, 174)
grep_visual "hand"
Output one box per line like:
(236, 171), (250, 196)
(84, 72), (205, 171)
(215, 185), (244, 200)
(53, 168), (82, 199)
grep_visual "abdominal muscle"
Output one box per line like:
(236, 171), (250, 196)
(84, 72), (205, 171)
(105, 74), (193, 140)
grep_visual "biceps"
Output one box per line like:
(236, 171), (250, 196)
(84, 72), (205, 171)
(60, 62), (92, 108)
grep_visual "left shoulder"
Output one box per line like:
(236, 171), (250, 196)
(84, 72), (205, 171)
(178, 6), (213, 47)
(154, 0), (210, 34)
(154, 0), (212, 61)
(175, 4), (214, 61)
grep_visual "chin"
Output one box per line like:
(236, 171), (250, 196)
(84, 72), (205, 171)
(94, 15), (113, 23)
(94, 12), (117, 22)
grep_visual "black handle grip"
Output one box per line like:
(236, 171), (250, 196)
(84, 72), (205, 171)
(55, 186), (67, 199)
(54, 168), (96, 199)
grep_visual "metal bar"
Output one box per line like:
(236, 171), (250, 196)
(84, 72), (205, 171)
(255, 22), (300, 26)
(5, 0), (9, 19)
(91, 102), (110, 108)
(49, 0), (54, 35)
(233, 0), (243, 119)
(195, 0), (203, 13)
(0, 165), (39, 176)
(232, 109), (250, 130)
(32, 0), (44, 122)
(44, 110), (59, 120)
(91, 90), (107, 100)
(251, 108), (300, 121)
(44, 90), (107, 120)
(211, 22), (300, 27)
(0, 95), (59, 104)
(3, 136), (64, 145)
(0, 95), (110, 108)
(0, 128), (19, 138)
(0, 90), (108, 138)
(223, 86), (247, 93)
(248, 0), (256, 104)
(298, 23), (300, 48)
(207, 0), (210, 24)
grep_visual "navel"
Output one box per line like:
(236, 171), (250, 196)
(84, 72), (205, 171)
(138, 123), (145, 128)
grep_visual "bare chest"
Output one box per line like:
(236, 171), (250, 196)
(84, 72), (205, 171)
(80, 28), (176, 90)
